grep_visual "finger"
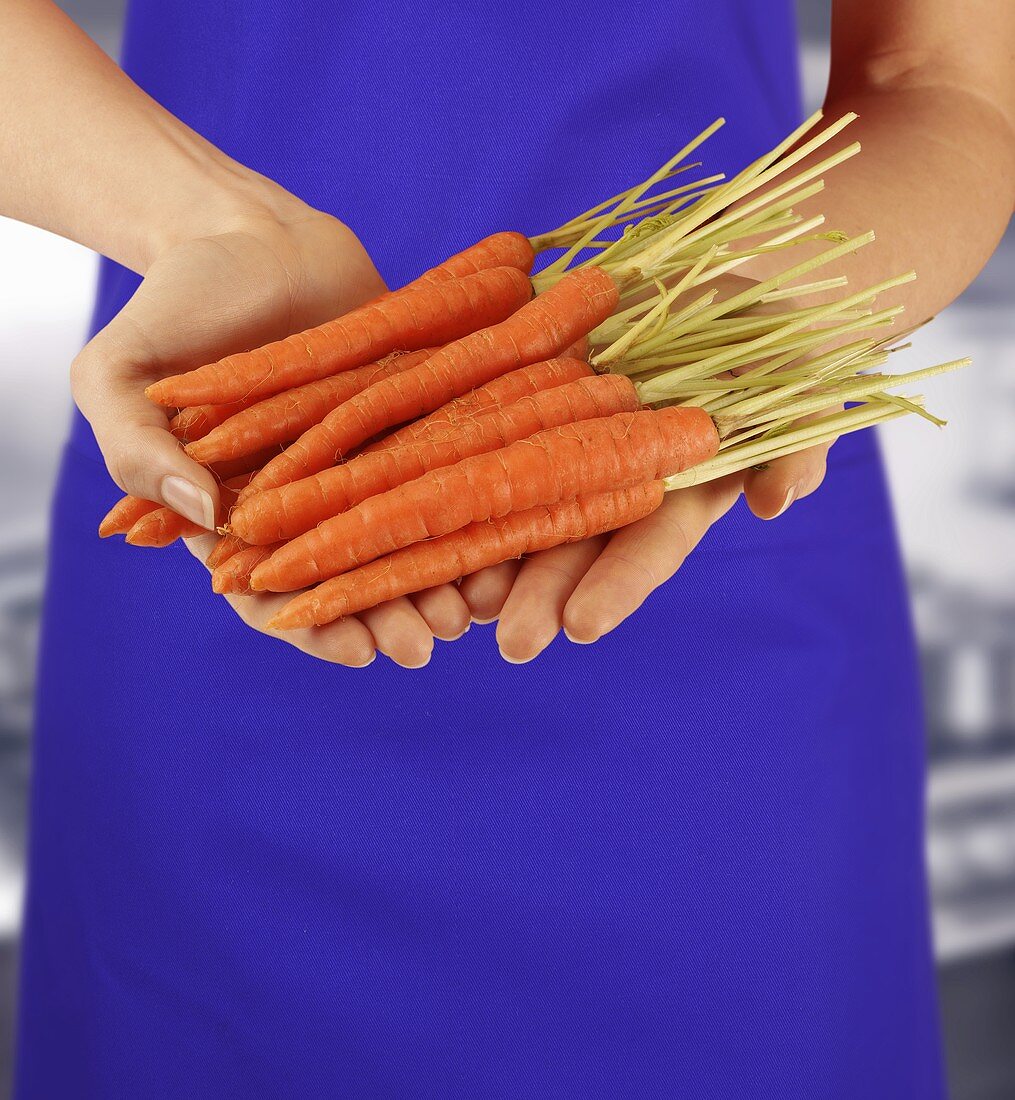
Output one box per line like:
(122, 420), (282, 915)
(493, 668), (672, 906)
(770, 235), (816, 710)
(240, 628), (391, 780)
(229, 590), (378, 667)
(72, 335), (221, 530)
(184, 532), (221, 566)
(231, 591), (378, 667)
(495, 537), (607, 663)
(360, 598), (435, 669)
(459, 560), (521, 623)
(743, 443), (831, 520)
(563, 476), (743, 644)
(182, 536), (378, 666)
(411, 584), (472, 641)
(283, 615), (379, 667)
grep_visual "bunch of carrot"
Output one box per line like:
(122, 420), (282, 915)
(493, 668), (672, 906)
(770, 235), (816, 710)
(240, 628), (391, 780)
(100, 111), (969, 635)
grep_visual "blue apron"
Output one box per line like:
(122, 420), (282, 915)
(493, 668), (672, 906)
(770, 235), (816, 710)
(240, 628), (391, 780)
(17, 3), (944, 1096)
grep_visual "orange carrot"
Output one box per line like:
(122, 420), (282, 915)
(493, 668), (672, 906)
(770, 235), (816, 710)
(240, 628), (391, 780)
(246, 267), (619, 495)
(205, 532), (247, 570)
(186, 349), (436, 465)
(563, 335), (591, 362)
(268, 483), (665, 629)
(252, 406), (718, 592)
(171, 402), (247, 444)
(125, 475), (252, 548)
(211, 448), (285, 481)
(363, 233), (535, 310)
(363, 355), (593, 455)
(145, 266), (533, 407)
(169, 235), (532, 439)
(100, 445), (279, 541)
(389, 232), (535, 291)
(211, 543), (281, 595)
(230, 373), (640, 545)
(98, 496), (160, 538)
(125, 508), (205, 547)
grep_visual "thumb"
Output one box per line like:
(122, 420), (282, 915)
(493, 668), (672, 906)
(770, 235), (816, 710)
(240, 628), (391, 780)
(71, 338), (221, 530)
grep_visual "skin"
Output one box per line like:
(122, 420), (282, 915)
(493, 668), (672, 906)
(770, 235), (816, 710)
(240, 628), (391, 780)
(2, 0), (1013, 667)
(2, 0), (472, 668)
(484, 0), (1015, 659)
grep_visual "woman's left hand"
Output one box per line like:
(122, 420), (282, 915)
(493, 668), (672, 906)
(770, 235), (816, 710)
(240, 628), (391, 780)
(460, 442), (833, 663)
(458, 272), (837, 662)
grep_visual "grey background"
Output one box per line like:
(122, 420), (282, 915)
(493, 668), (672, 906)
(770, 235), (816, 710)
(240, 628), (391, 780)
(0, 1), (1012, 1096)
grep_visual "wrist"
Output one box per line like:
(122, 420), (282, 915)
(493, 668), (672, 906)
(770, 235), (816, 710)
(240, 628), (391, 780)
(134, 153), (312, 272)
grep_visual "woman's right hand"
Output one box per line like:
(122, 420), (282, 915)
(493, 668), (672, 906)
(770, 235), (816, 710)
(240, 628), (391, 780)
(72, 206), (471, 668)
(3, 4), (470, 667)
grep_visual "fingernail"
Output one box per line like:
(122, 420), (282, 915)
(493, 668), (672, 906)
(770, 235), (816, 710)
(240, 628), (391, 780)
(161, 476), (215, 530)
(349, 652), (376, 668)
(470, 616), (497, 626)
(563, 628), (597, 645)
(445, 624), (471, 641)
(499, 649), (533, 665)
(773, 485), (797, 519)
(397, 651), (432, 670)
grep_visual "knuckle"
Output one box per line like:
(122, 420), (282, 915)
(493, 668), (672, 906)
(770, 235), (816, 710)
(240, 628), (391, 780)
(527, 539), (599, 573)
(103, 425), (175, 494)
(68, 352), (89, 399)
(70, 343), (119, 396)
(650, 508), (696, 563)
(604, 548), (659, 591)
(521, 553), (587, 587)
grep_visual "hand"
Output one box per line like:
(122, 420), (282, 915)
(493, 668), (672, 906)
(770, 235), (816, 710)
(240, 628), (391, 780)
(460, 274), (837, 663)
(463, 441), (831, 663)
(186, 531), (471, 668)
(73, 205), (471, 667)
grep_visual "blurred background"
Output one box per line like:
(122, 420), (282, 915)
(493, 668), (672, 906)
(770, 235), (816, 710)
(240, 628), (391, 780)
(1, 1), (1013, 1096)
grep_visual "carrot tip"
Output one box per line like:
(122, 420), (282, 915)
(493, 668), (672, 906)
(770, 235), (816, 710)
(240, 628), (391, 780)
(247, 564), (271, 591)
(145, 382), (173, 406)
(267, 606), (311, 631)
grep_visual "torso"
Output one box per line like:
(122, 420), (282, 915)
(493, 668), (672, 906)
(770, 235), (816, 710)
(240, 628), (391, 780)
(17, 6), (944, 1097)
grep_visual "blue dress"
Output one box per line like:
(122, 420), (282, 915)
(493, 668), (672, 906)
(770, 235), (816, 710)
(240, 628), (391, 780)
(17, 3), (945, 1097)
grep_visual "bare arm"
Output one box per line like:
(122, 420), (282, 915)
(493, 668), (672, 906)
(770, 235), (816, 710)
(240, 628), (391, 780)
(749, 0), (1015, 320)
(485, 0), (1015, 660)
(0, 0), (296, 272)
(0, 0), (468, 668)
(722, 0), (1015, 516)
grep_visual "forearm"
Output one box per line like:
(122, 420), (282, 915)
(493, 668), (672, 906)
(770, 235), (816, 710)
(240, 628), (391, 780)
(0, 0), (297, 272)
(746, 0), (1015, 322)
(747, 79), (1014, 323)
